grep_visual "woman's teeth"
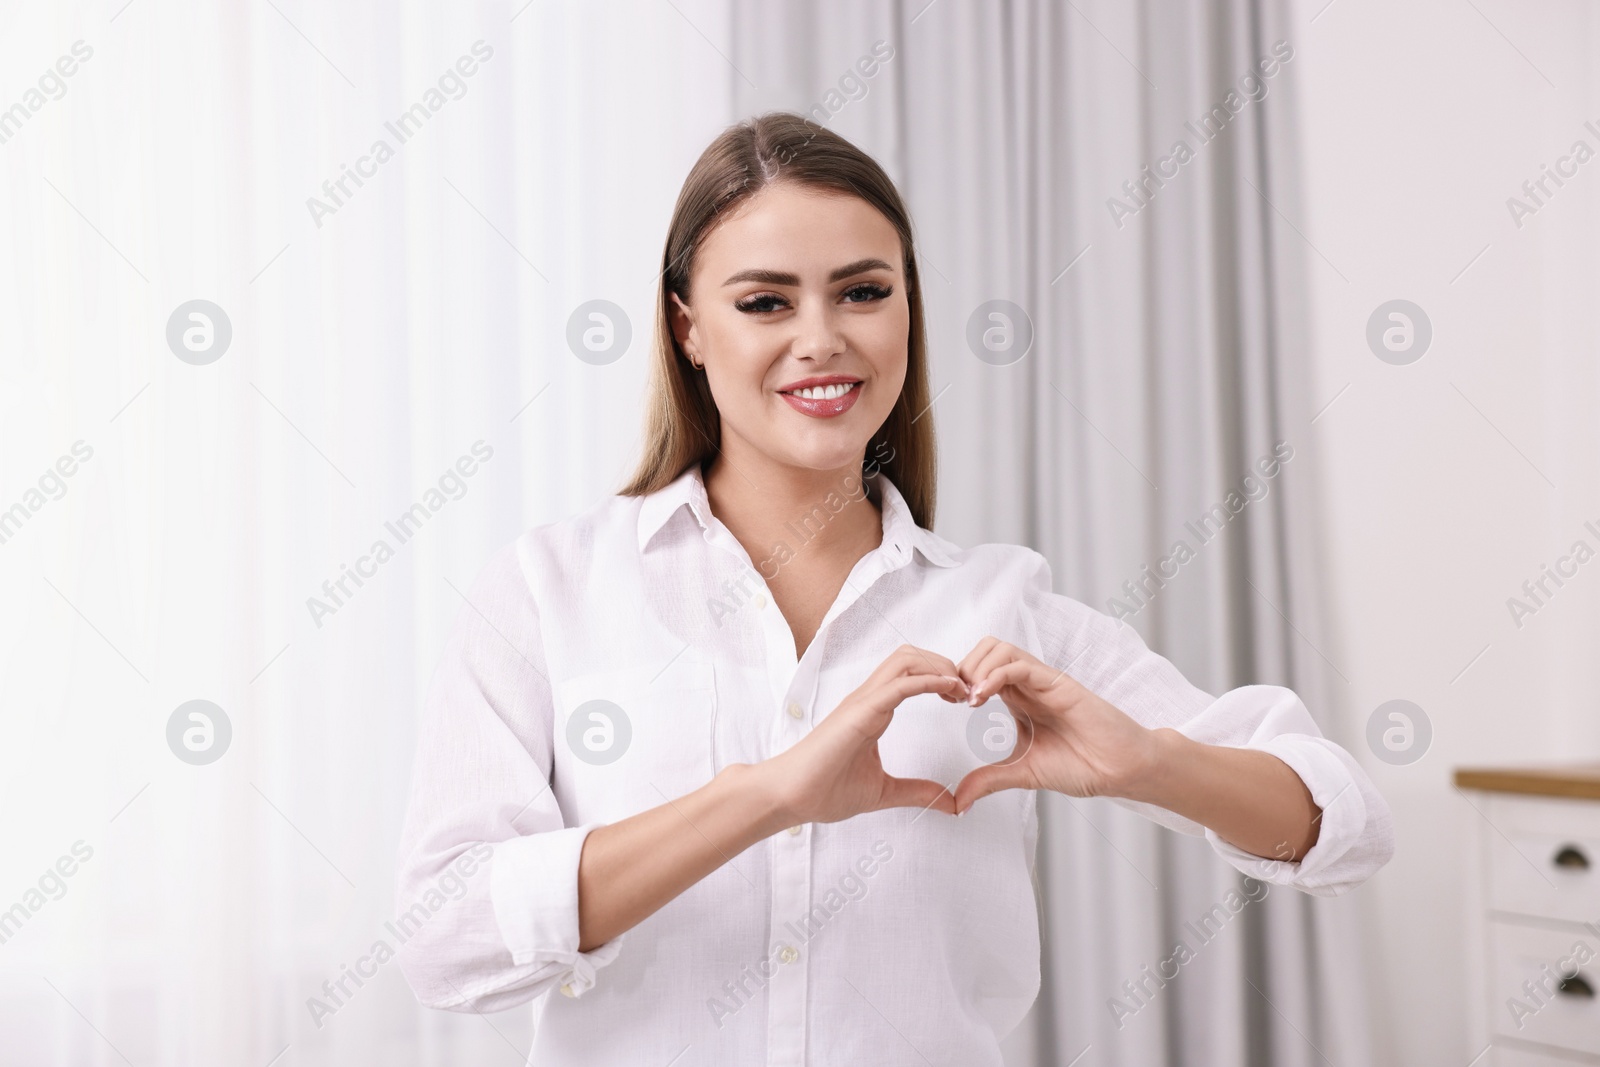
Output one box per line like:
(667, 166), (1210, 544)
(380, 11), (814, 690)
(786, 382), (857, 400)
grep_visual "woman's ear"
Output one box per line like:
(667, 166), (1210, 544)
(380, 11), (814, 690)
(668, 293), (699, 366)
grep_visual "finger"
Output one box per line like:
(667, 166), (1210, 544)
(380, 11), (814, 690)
(964, 641), (1041, 703)
(870, 645), (968, 701)
(960, 646), (1036, 703)
(955, 636), (1003, 685)
(868, 644), (939, 682)
(968, 659), (1047, 705)
(875, 775), (956, 815)
(852, 672), (970, 732)
(904, 646), (968, 700)
(953, 761), (1032, 815)
(897, 644), (966, 695)
(880, 671), (970, 709)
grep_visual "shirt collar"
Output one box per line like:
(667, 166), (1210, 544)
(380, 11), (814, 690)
(636, 462), (958, 568)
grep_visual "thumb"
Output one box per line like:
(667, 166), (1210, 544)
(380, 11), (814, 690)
(953, 762), (1032, 815)
(875, 775), (957, 816)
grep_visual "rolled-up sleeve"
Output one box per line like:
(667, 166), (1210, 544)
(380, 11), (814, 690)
(1020, 549), (1394, 897)
(395, 540), (623, 1013)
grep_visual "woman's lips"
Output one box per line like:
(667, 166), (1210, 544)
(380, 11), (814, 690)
(779, 381), (862, 418)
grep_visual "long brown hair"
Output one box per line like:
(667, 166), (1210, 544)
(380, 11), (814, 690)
(617, 111), (937, 529)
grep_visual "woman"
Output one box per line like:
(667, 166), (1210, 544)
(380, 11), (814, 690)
(395, 112), (1392, 1065)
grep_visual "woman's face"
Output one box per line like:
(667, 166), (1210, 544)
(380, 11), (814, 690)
(670, 182), (909, 475)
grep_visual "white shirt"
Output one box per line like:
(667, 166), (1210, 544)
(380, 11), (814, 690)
(394, 463), (1393, 1066)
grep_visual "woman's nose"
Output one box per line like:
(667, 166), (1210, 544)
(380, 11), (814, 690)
(793, 303), (846, 361)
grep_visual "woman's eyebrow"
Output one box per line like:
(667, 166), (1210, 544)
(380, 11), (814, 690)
(722, 257), (894, 287)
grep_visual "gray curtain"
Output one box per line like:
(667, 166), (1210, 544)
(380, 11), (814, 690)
(730, 1), (1378, 1064)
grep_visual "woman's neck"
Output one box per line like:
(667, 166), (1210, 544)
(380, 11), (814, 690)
(702, 452), (884, 578)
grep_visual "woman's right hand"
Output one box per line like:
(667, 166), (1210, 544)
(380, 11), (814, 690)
(761, 644), (970, 827)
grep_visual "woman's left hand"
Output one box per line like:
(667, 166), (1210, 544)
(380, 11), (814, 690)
(952, 637), (1160, 814)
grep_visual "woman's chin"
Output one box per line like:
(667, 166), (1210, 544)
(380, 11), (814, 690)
(779, 440), (877, 474)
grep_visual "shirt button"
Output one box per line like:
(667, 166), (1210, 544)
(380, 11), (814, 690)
(786, 702), (803, 719)
(779, 946), (800, 964)
(787, 824), (802, 836)
(560, 983), (576, 997)
(752, 592), (768, 609)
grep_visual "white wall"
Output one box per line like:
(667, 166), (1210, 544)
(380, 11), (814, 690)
(1295, 1), (1600, 1062)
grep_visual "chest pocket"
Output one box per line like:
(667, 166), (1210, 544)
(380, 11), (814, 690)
(552, 654), (718, 823)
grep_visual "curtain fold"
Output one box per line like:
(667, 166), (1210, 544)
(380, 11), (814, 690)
(729, 2), (1377, 1064)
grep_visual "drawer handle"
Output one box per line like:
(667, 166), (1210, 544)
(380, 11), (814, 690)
(1553, 845), (1591, 870)
(1557, 973), (1595, 999)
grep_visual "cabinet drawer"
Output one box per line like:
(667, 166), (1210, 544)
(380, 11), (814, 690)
(1489, 921), (1600, 1056)
(1483, 795), (1600, 925)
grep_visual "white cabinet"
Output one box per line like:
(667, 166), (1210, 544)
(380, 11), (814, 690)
(1457, 768), (1600, 1067)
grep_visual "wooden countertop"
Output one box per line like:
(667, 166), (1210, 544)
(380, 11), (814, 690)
(1454, 765), (1600, 801)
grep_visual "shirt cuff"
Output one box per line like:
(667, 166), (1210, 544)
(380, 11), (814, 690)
(489, 821), (625, 997)
(1204, 735), (1367, 894)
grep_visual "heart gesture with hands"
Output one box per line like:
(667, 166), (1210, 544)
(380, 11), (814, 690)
(579, 634), (1322, 953)
(766, 636), (1319, 870)
(952, 636), (1161, 814)
(766, 637), (1162, 827)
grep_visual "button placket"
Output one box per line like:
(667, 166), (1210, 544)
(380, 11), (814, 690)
(692, 490), (918, 1066)
(761, 610), (799, 732)
(764, 637), (820, 1066)
(689, 499), (811, 1062)
(767, 783), (810, 1066)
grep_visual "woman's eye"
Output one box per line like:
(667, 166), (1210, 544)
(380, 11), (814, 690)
(735, 283), (892, 314)
(842, 282), (893, 303)
(735, 294), (786, 314)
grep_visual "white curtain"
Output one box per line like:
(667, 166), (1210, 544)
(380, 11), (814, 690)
(1, 1), (1375, 1064)
(1, 1), (731, 1063)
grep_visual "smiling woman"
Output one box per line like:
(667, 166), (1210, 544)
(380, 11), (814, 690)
(625, 131), (936, 522)
(393, 112), (1394, 1066)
